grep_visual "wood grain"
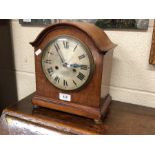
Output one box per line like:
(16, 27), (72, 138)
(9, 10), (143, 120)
(2, 94), (155, 134)
(1, 94), (106, 135)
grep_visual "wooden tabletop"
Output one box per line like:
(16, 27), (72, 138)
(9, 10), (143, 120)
(1, 93), (155, 135)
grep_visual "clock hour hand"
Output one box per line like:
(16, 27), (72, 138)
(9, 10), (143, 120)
(65, 63), (84, 68)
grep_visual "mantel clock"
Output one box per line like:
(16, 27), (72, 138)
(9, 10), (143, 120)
(30, 22), (116, 123)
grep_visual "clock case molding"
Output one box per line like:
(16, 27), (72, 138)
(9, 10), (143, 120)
(30, 22), (116, 121)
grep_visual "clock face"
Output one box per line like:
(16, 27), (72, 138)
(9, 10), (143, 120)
(41, 35), (94, 91)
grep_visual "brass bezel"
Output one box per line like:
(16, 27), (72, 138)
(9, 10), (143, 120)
(41, 35), (95, 91)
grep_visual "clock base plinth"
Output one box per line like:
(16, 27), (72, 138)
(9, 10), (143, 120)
(101, 94), (111, 118)
(1, 94), (108, 135)
(31, 94), (111, 121)
(94, 94), (111, 124)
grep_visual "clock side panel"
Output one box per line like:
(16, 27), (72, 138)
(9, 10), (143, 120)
(33, 27), (103, 108)
(101, 49), (114, 98)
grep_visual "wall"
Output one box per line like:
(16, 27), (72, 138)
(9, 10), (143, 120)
(107, 20), (155, 107)
(10, 20), (43, 100)
(10, 19), (155, 108)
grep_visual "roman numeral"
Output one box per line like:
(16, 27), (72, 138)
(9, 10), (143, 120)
(47, 67), (53, 74)
(73, 80), (77, 86)
(54, 76), (60, 83)
(63, 41), (69, 49)
(54, 43), (60, 52)
(78, 54), (85, 60)
(81, 65), (88, 70)
(73, 44), (78, 51)
(77, 72), (85, 81)
(63, 80), (68, 87)
(44, 60), (52, 64)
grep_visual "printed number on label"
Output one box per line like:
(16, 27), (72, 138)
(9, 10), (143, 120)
(59, 93), (71, 102)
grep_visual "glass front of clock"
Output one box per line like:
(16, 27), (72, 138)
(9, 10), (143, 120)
(41, 35), (94, 91)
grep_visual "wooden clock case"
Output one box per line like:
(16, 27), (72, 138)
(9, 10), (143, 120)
(30, 22), (116, 122)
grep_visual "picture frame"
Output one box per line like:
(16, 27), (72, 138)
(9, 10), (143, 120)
(19, 19), (149, 30)
(149, 20), (155, 64)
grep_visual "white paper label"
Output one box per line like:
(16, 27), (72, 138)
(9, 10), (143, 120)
(35, 49), (42, 56)
(23, 19), (31, 22)
(59, 93), (71, 102)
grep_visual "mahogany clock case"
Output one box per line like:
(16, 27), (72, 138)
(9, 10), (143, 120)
(30, 22), (116, 120)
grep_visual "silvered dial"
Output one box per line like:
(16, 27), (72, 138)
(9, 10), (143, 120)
(41, 36), (94, 91)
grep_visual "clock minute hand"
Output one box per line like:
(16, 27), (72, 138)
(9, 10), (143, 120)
(54, 43), (65, 63)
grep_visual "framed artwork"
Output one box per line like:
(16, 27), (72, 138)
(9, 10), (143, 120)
(19, 19), (58, 26)
(19, 19), (149, 30)
(149, 20), (155, 64)
(62, 19), (149, 30)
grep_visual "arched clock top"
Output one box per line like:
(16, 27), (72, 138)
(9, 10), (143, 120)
(30, 22), (116, 53)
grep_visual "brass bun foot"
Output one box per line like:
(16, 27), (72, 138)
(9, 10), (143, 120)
(33, 105), (39, 109)
(94, 119), (103, 124)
